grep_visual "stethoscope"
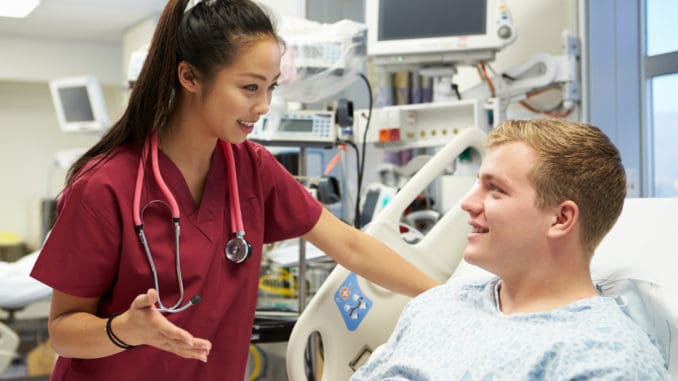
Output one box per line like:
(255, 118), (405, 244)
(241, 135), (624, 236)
(132, 131), (252, 313)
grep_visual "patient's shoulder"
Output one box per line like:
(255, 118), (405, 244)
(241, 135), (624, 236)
(560, 297), (668, 371)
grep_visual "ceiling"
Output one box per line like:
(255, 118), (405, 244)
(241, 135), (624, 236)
(0, 0), (167, 44)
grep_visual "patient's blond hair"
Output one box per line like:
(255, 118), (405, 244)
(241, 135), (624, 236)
(487, 119), (626, 256)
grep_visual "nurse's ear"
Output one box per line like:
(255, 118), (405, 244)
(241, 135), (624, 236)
(177, 61), (201, 94)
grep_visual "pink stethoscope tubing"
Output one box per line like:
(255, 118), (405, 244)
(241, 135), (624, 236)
(132, 131), (249, 313)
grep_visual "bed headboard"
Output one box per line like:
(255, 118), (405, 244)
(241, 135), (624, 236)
(590, 197), (678, 375)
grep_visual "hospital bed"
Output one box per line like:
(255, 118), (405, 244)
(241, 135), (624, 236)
(0, 251), (53, 374)
(286, 127), (678, 380)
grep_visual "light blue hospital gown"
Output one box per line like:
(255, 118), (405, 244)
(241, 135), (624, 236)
(351, 279), (668, 380)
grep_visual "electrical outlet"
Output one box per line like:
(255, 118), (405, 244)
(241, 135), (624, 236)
(626, 168), (639, 198)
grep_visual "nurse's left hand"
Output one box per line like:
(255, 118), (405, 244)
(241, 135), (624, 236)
(118, 289), (212, 362)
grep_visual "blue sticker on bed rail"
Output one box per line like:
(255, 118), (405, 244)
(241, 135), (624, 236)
(334, 272), (372, 331)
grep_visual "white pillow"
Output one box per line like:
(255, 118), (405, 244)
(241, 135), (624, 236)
(595, 277), (676, 368)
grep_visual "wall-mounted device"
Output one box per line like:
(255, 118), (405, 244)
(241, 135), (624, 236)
(353, 99), (487, 149)
(365, 0), (516, 67)
(48, 75), (110, 133)
(250, 110), (337, 145)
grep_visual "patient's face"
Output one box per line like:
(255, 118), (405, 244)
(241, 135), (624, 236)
(460, 142), (554, 276)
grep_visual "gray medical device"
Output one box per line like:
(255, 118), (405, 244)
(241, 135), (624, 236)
(250, 111), (337, 145)
(366, 0), (516, 66)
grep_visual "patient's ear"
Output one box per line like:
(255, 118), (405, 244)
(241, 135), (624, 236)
(547, 200), (578, 239)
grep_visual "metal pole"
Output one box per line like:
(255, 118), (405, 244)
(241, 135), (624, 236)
(298, 146), (307, 313)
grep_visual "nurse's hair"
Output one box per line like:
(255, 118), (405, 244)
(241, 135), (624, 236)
(486, 119), (626, 256)
(66, 0), (281, 185)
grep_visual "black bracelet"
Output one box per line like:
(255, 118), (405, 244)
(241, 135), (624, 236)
(106, 313), (137, 349)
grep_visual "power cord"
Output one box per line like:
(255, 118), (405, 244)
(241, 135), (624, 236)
(355, 73), (373, 228)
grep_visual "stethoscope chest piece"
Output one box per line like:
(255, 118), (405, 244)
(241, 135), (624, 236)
(225, 232), (252, 263)
(220, 140), (252, 264)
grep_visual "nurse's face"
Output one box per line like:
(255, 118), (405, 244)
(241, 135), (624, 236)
(198, 36), (281, 144)
(460, 141), (553, 277)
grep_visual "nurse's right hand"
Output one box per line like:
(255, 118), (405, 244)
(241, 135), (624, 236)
(119, 289), (212, 362)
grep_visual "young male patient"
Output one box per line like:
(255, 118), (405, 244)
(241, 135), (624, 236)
(351, 119), (668, 380)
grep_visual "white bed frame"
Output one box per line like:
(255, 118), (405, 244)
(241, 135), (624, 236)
(0, 251), (52, 374)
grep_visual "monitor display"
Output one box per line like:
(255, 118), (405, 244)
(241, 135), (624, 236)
(58, 86), (95, 123)
(49, 75), (110, 133)
(279, 118), (314, 133)
(366, 0), (517, 66)
(378, 0), (486, 41)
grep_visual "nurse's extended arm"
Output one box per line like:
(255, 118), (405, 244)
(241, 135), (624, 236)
(47, 289), (211, 361)
(304, 209), (439, 297)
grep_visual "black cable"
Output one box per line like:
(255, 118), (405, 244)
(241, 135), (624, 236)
(356, 73), (373, 228)
(451, 83), (462, 101)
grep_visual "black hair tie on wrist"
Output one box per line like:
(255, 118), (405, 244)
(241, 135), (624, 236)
(106, 313), (137, 349)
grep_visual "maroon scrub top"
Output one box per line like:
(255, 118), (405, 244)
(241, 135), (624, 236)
(31, 140), (322, 380)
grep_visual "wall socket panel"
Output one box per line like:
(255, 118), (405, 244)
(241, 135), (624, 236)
(626, 168), (639, 198)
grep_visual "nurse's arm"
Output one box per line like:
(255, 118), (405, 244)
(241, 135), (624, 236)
(303, 208), (440, 297)
(48, 289), (211, 361)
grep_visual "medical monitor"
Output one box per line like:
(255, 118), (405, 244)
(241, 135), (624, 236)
(49, 75), (110, 133)
(366, 0), (517, 66)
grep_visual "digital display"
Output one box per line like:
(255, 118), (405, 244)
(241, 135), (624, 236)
(58, 86), (95, 122)
(379, 0), (486, 41)
(279, 118), (314, 133)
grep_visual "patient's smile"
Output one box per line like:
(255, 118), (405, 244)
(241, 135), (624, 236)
(472, 226), (489, 233)
(470, 222), (489, 234)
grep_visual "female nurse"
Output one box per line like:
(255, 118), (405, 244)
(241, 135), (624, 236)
(30, 0), (438, 379)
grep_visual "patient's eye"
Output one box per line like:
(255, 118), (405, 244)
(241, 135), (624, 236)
(487, 183), (505, 196)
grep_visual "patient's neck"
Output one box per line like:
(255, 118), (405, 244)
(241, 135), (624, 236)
(497, 273), (598, 315)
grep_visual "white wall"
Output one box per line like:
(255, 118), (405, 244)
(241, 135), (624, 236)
(122, 17), (158, 83)
(0, 11), (152, 250)
(0, 31), (126, 250)
(260, 0), (306, 19)
(0, 81), (123, 249)
(0, 36), (122, 85)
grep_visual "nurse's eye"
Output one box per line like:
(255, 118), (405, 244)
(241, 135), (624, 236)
(269, 83), (279, 91)
(243, 84), (259, 92)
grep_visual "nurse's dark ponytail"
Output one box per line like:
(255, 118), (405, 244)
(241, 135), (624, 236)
(66, 0), (281, 186)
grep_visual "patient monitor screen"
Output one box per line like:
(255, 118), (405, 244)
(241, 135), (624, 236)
(279, 118), (314, 133)
(58, 86), (95, 123)
(378, 0), (486, 41)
